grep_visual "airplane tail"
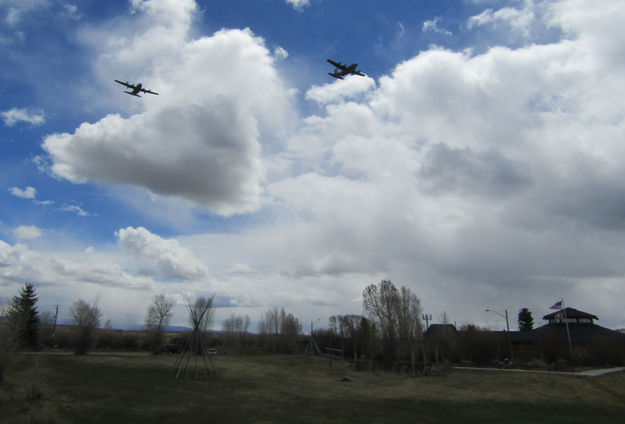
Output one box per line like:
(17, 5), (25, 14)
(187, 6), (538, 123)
(328, 73), (343, 80)
(125, 91), (141, 97)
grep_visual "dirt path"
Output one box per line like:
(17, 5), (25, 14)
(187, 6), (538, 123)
(454, 366), (625, 377)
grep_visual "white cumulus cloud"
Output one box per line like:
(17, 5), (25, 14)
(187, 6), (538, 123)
(285, 0), (310, 10)
(43, 0), (294, 216)
(116, 226), (208, 281)
(2, 108), (45, 126)
(0, 240), (153, 291)
(13, 225), (42, 240)
(467, 3), (535, 38)
(59, 204), (90, 216)
(306, 76), (376, 105)
(8, 186), (36, 199)
(423, 17), (453, 36)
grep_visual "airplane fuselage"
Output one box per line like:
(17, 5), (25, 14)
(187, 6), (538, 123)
(115, 80), (158, 97)
(327, 59), (366, 79)
(125, 83), (143, 96)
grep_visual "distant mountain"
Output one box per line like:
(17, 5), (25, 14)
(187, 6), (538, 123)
(165, 325), (193, 332)
(115, 323), (191, 332)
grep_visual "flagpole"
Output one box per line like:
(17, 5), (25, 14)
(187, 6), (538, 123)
(561, 298), (574, 359)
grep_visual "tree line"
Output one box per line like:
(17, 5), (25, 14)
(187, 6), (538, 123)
(1, 280), (423, 356)
(0, 280), (522, 360)
(5, 279), (619, 383)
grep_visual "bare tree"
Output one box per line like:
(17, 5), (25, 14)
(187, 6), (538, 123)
(337, 314), (364, 364)
(363, 280), (401, 363)
(70, 299), (103, 355)
(258, 307), (301, 352)
(222, 314), (251, 345)
(258, 307), (280, 350)
(279, 309), (301, 353)
(243, 314), (251, 338)
(363, 281), (423, 372)
(397, 286), (423, 376)
(145, 294), (176, 352)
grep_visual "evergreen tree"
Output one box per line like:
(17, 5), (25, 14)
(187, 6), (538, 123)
(8, 283), (40, 350)
(517, 307), (534, 332)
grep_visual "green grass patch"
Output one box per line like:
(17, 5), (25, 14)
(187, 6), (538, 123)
(1, 352), (624, 423)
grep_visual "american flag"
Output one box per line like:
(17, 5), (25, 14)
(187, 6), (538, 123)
(550, 300), (563, 310)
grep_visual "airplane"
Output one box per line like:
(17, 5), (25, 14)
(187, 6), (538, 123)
(114, 80), (159, 97)
(327, 59), (366, 79)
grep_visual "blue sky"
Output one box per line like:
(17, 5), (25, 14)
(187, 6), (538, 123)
(2, 0), (625, 331)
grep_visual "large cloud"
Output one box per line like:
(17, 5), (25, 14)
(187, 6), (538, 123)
(8, 0), (625, 330)
(247, 0), (625, 327)
(42, 1), (293, 216)
(116, 226), (208, 280)
(0, 240), (153, 291)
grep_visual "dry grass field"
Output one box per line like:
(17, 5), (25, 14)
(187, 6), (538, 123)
(1, 351), (625, 423)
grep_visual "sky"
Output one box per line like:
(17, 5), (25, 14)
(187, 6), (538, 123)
(2, 0), (625, 332)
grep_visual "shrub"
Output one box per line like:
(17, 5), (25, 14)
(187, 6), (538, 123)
(457, 325), (500, 365)
(69, 299), (103, 355)
(0, 324), (15, 385)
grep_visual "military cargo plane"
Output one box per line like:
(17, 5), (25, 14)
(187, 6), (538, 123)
(115, 80), (159, 97)
(327, 59), (366, 79)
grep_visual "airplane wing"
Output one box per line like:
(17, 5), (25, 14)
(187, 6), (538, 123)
(327, 59), (347, 70)
(140, 88), (159, 95)
(115, 80), (135, 89)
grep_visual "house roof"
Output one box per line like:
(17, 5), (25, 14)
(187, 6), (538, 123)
(542, 307), (598, 321)
(424, 324), (457, 339)
(532, 323), (625, 344)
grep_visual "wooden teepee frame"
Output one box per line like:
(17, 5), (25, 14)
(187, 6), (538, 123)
(173, 296), (218, 379)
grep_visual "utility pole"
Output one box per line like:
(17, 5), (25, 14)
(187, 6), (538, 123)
(52, 305), (59, 346)
(485, 308), (513, 362)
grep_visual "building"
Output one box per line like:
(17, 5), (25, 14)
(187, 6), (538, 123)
(424, 324), (458, 363)
(510, 307), (625, 364)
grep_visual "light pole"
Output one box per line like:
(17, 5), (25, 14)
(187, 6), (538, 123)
(485, 309), (509, 332)
(485, 309), (513, 362)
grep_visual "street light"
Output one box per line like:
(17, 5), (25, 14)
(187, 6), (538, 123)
(485, 308), (513, 362)
(485, 309), (509, 332)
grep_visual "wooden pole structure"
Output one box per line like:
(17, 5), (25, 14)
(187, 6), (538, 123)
(173, 296), (218, 379)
